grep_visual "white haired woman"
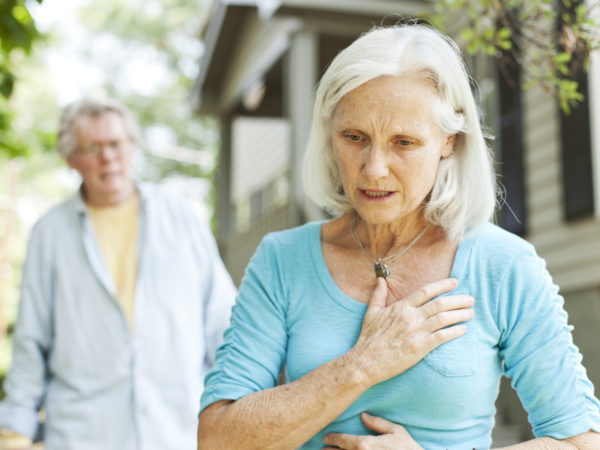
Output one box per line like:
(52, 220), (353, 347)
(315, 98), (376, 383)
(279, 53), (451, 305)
(197, 24), (600, 449)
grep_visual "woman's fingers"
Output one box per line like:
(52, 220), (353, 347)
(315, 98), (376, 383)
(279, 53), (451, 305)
(421, 294), (475, 317)
(426, 323), (468, 349)
(361, 412), (402, 434)
(366, 277), (388, 312)
(322, 432), (358, 449)
(423, 305), (475, 333)
(323, 414), (422, 450)
(403, 278), (458, 307)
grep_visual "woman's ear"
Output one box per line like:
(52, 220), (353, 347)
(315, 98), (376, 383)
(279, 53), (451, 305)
(441, 134), (456, 159)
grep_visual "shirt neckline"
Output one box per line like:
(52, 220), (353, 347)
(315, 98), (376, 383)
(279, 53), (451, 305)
(308, 221), (476, 314)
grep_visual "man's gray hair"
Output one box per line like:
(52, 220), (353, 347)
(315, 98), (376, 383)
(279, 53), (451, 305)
(302, 23), (497, 240)
(57, 97), (141, 157)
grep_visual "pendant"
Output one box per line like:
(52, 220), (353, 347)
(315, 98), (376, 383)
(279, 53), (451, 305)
(374, 261), (391, 279)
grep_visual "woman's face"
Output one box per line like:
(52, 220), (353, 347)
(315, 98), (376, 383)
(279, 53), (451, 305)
(332, 75), (455, 226)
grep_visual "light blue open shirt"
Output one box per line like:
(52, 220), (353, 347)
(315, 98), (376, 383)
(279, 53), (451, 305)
(0, 183), (237, 450)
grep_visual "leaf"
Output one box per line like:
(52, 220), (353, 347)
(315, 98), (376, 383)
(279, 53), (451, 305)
(554, 52), (572, 64)
(0, 70), (15, 98)
(561, 13), (572, 25)
(557, 78), (584, 114)
(497, 27), (512, 40)
(11, 5), (33, 24)
(483, 27), (495, 41)
(467, 41), (479, 54)
(460, 28), (475, 41)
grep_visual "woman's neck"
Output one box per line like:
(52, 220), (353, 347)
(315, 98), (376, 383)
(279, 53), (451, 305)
(351, 211), (431, 259)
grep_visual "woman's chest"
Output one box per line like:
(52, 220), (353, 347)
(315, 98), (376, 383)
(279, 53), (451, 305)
(284, 286), (503, 415)
(323, 243), (457, 304)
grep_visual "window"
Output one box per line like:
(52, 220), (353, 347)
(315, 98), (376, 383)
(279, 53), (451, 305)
(558, 63), (594, 221)
(497, 49), (527, 235)
(558, 0), (594, 221)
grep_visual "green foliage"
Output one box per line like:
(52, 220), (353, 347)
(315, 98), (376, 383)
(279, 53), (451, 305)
(0, 0), (48, 158)
(0, 43), (59, 159)
(432, 0), (599, 113)
(0, 0), (42, 97)
(1, 0), (216, 214)
(556, 78), (584, 114)
(0, 97), (57, 159)
(74, 0), (217, 217)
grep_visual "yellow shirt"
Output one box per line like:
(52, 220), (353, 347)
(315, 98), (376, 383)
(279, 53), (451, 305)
(88, 193), (139, 329)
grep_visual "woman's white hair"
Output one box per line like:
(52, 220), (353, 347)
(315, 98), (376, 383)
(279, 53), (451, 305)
(57, 97), (141, 158)
(302, 23), (496, 240)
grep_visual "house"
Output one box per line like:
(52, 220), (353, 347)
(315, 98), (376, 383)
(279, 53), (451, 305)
(192, 0), (600, 444)
(191, 0), (427, 283)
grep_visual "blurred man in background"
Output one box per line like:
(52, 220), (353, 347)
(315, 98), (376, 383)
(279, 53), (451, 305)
(0, 98), (237, 450)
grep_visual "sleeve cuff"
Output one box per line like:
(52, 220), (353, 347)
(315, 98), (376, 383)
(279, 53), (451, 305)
(533, 411), (600, 440)
(0, 405), (39, 440)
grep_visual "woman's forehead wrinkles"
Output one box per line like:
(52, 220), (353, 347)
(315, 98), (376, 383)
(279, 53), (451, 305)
(335, 105), (432, 138)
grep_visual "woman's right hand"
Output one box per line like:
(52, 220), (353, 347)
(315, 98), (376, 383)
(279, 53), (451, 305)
(348, 277), (474, 386)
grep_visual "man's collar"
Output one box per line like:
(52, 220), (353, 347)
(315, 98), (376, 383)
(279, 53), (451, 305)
(74, 181), (150, 214)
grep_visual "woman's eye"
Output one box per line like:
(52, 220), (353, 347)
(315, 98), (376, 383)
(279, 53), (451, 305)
(343, 132), (362, 142)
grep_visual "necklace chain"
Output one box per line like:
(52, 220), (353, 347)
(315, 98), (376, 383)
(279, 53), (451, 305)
(350, 218), (431, 278)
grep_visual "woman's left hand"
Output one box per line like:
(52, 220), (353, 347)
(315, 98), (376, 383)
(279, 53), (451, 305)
(322, 412), (423, 449)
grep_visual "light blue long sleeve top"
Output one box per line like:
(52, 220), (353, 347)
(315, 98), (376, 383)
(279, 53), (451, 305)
(0, 183), (237, 450)
(201, 221), (600, 449)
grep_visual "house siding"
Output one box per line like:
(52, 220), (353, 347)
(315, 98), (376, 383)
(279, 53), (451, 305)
(523, 86), (600, 292)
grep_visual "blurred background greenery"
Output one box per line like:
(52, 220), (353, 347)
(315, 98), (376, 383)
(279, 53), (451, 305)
(0, 0), (217, 389)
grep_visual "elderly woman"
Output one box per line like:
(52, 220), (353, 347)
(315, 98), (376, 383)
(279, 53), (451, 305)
(197, 24), (600, 449)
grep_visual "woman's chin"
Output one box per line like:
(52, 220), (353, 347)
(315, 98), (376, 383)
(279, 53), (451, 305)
(354, 211), (401, 226)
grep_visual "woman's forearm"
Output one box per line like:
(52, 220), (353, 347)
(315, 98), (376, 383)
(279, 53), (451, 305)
(495, 430), (600, 449)
(197, 351), (372, 449)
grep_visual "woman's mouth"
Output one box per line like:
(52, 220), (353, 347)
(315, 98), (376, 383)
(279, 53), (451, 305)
(360, 189), (394, 199)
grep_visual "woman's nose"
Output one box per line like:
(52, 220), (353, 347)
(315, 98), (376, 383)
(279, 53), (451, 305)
(362, 145), (389, 179)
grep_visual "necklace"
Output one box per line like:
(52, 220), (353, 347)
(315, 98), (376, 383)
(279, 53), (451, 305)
(350, 219), (431, 279)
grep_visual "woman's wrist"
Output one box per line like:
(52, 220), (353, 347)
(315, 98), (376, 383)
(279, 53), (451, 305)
(339, 347), (378, 390)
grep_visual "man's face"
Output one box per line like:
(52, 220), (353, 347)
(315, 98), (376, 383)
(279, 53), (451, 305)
(67, 112), (136, 206)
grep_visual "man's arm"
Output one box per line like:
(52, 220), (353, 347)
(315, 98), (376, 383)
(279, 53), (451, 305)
(0, 224), (53, 439)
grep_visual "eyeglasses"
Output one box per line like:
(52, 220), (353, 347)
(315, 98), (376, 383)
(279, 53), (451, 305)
(75, 139), (131, 156)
